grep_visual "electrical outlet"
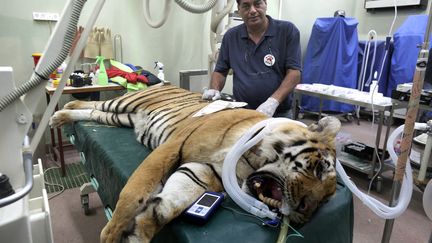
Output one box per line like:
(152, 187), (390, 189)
(32, 12), (60, 21)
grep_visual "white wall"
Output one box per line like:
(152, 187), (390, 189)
(1, 0), (430, 104)
(353, 0), (430, 40)
(0, 0), (211, 87)
(1, 0), (429, 89)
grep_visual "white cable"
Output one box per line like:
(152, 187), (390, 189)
(44, 166), (66, 200)
(365, 0), (398, 130)
(389, 0), (398, 37)
(367, 137), (382, 194)
(377, 0), (398, 85)
(278, 0), (283, 19)
(362, 30), (378, 89)
(358, 40), (370, 91)
(369, 70), (379, 135)
(357, 30), (377, 120)
(365, 30), (378, 87)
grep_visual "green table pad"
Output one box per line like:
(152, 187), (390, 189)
(66, 121), (353, 243)
(66, 121), (152, 210)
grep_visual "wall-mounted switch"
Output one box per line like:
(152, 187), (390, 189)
(32, 12), (60, 21)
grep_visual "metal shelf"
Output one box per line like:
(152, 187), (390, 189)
(293, 84), (396, 181)
(338, 152), (373, 174)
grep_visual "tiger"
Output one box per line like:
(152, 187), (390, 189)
(49, 83), (341, 243)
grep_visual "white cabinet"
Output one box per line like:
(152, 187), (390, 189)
(0, 159), (53, 243)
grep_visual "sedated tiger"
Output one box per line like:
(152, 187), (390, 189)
(50, 83), (341, 243)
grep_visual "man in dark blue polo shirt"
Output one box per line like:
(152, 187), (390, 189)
(202, 0), (302, 117)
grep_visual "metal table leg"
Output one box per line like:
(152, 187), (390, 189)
(370, 110), (384, 180)
(292, 92), (300, 120)
(45, 92), (66, 176)
(318, 98), (323, 120)
(382, 106), (395, 164)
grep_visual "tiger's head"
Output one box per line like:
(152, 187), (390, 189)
(243, 116), (341, 224)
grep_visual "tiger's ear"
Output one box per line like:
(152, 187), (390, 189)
(307, 116), (341, 137)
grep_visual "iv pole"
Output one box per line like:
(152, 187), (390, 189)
(381, 3), (432, 243)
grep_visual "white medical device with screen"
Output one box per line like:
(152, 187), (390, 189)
(183, 191), (224, 224)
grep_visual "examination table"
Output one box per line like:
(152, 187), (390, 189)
(65, 121), (354, 243)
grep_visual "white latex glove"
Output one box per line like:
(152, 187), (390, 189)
(256, 97), (280, 117)
(202, 88), (221, 101)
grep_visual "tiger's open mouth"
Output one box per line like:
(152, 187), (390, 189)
(246, 172), (284, 209)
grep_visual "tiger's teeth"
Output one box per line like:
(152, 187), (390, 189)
(258, 193), (282, 208)
(254, 182), (261, 189)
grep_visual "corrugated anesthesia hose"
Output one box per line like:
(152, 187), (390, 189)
(337, 123), (428, 219)
(175, 0), (218, 13)
(210, 0), (234, 34)
(142, 0), (171, 28)
(143, 0), (219, 28)
(0, 0), (86, 112)
(223, 116), (422, 221)
(222, 118), (306, 220)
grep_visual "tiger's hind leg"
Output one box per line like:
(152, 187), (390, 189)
(122, 162), (223, 243)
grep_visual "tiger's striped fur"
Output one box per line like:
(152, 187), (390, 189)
(50, 84), (341, 243)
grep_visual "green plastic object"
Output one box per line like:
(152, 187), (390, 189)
(96, 56), (108, 85)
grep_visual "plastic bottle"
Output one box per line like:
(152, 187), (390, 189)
(56, 62), (67, 79)
(155, 61), (165, 81)
(369, 71), (379, 98)
(158, 69), (165, 81)
(96, 56), (108, 85)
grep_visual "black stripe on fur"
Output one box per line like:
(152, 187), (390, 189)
(177, 167), (207, 190)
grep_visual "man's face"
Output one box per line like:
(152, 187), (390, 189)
(238, 0), (267, 28)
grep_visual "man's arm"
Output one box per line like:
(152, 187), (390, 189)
(202, 71), (228, 100)
(256, 69), (300, 117)
(209, 71), (228, 91)
(270, 69), (301, 103)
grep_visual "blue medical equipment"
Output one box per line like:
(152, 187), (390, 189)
(358, 40), (393, 96)
(388, 15), (432, 97)
(301, 17), (359, 113)
(183, 191), (224, 225)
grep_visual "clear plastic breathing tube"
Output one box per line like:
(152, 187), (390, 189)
(222, 118), (307, 220)
(357, 30), (378, 91)
(336, 123), (428, 219)
(224, 116), (425, 219)
(365, 30), (378, 87)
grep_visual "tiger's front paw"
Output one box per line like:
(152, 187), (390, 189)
(100, 222), (122, 243)
(289, 211), (307, 224)
(49, 110), (72, 128)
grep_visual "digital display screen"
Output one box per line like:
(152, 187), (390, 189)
(196, 194), (218, 207)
